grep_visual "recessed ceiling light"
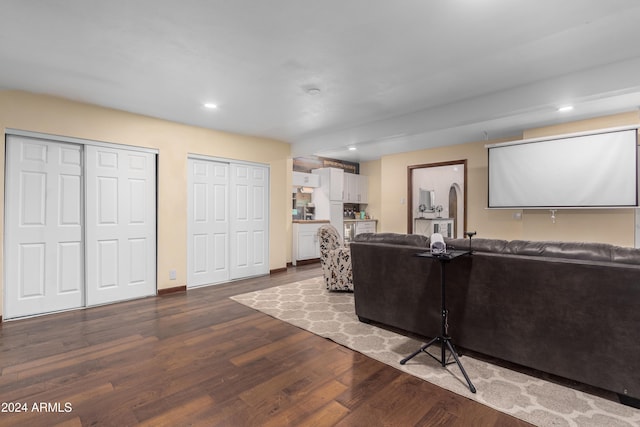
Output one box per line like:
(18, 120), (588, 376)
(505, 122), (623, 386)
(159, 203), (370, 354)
(306, 88), (321, 96)
(203, 102), (218, 109)
(557, 105), (574, 112)
(348, 147), (357, 151)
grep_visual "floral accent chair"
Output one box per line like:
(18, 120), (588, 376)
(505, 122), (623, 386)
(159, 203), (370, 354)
(317, 224), (353, 291)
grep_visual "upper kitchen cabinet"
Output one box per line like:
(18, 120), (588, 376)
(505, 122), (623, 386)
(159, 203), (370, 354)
(343, 172), (369, 204)
(292, 171), (320, 187)
(312, 167), (344, 201)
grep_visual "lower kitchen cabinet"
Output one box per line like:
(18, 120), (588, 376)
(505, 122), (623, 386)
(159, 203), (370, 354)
(292, 221), (328, 265)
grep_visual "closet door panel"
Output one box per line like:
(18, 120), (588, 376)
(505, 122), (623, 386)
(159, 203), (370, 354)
(85, 146), (156, 305)
(211, 165), (230, 279)
(230, 164), (269, 279)
(4, 137), (83, 319)
(187, 159), (229, 287)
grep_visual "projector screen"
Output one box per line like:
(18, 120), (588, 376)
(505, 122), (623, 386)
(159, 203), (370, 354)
(488, 128), (638, 208)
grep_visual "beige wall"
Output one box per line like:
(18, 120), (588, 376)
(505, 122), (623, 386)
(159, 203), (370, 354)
(359, 160), (381, 223)
(363, 111), (640, 247)
(0, 90), (291, 317)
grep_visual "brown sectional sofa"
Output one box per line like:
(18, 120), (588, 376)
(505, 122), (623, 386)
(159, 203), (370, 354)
(350, 233), (640, 407)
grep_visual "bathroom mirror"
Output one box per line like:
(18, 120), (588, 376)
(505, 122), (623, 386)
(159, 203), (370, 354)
(418, 188), (435, 215)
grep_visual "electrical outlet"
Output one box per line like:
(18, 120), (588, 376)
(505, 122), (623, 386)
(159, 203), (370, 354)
(169, 269), (177, 280)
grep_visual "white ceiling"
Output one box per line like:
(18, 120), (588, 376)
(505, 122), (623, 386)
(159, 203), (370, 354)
(3, 0), (640, 162)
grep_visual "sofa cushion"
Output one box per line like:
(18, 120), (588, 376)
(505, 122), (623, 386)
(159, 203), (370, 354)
(444, 237), (509, 253)
(353, 232), (429, 247)
(611, 246), (640, 265)
(505, 240), (613, 262)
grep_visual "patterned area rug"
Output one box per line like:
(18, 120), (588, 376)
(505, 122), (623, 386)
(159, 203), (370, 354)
(231, 277), (640, 427)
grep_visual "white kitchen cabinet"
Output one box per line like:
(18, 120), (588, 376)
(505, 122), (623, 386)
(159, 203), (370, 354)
(343, 173), (356, 202)
(312, 168), (345, 241)
(292, 222), (326, 265)
(343, 173), (369, 203)
(292, 171), (320, 187)
(312, 167), (344, 201)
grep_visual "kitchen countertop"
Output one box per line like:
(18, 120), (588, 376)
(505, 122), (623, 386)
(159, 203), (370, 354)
(292, 219), (330, 223)
(343, 218), (377, 222)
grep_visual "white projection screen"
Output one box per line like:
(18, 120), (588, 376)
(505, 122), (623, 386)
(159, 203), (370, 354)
(488, 128), (638, 208)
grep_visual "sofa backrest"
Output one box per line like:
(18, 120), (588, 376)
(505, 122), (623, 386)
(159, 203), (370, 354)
(359, 232), (640, 265)
(353, 232), (429, 247)
(502, 240), (640, 264)
(444, 238), (509, 253)
(611, 246), (640, 265)
(503, 240), (613, 262)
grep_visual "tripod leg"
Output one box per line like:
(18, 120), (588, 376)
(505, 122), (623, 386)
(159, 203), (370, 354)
(447, 340), (462, 358)
(400, 336), (439, 365)
(444, 339), (476, 393)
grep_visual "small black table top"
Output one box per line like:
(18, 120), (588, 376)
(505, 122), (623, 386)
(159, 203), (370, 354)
(415, 249), (471, 261)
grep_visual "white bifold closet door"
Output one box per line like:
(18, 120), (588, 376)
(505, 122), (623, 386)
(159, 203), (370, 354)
(5, 137), (84, 318)
(4, 135), (156, 319)
(85, 145), (156, 306)
(187, 158), (269, 288)
(229, 163), (268, 280)
(187, 159), (230, 287)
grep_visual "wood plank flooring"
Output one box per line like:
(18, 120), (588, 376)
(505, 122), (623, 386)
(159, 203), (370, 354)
(0, 265), (532, 426)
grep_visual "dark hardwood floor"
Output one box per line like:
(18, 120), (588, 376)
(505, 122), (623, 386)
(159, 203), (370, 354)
(0, 264), (532, 426)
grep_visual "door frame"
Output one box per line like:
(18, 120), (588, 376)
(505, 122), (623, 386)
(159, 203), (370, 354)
(7, 129), (159, 156)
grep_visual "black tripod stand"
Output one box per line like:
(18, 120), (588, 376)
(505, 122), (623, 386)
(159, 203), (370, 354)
(400, 250), (476, 394)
